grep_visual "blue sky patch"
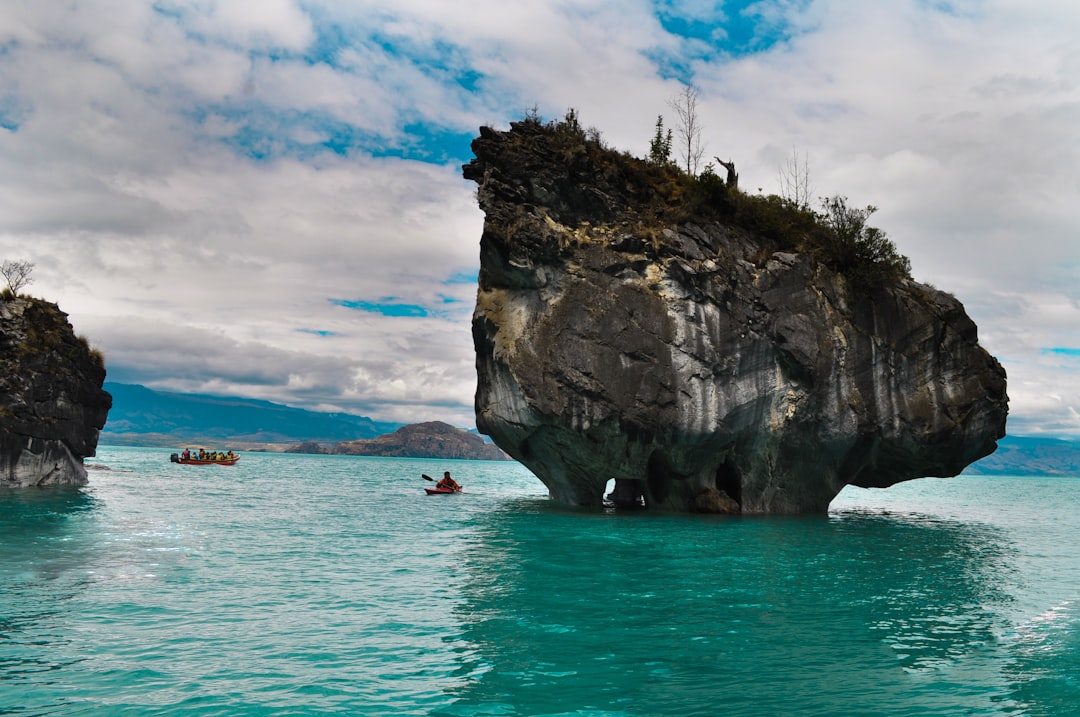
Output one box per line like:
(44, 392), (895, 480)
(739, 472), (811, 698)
(196, 104), (475, 165)
(298, 328), (338, 337)
(197, 107), (373, 161)
(373, 123), (477, 164)
(151, 2), (184, 23)
(302, 15), (354, 69)
(332, 298), (429, 318)
(1044, 347), (1080, 358)
(0, 94), (26, 132)
(648, 0), (805, 81)
(166, 5), (487, 166)
(917, 0), (980, 18)
(444, 269), (479, 285)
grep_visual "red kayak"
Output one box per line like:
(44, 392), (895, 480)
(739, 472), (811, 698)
(425, 486), (462, 495)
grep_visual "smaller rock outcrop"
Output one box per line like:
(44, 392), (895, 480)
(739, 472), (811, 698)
(285, 440), (332, 454)
(1, 296), (112, 487)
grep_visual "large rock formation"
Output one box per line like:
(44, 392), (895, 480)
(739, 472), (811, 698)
(1, 296), (112, 487)
(463, 121), (1008, 513)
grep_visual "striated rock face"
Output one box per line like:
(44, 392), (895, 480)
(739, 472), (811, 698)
(463, 122), (1008, 513)
(1, 297), (112, 487)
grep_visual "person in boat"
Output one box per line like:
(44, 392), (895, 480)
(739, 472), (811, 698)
(182, 448), (191, 460)
(436, 471), (461, 492)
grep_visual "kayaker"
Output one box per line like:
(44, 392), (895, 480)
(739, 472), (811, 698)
(436, 472), (460, 492)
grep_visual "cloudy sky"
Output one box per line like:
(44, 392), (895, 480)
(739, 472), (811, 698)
(1, 0), (1077, 437)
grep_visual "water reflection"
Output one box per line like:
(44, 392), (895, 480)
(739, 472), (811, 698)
(828, 508), (1018, 673)
(0, 487), (99, 690)
(438, 503), (1025, 716)
(0, 486), (99, 578)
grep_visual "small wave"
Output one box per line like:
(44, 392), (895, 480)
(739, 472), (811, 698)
(1009, 600), (1077, 640)
(86, 463), (133, 473)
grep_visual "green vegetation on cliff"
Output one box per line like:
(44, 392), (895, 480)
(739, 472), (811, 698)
(3, 297), (105, 373)
(514, 109), (912, 292)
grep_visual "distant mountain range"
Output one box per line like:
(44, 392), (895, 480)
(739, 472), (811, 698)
(963, 435), (1080, 477)
(101, 382), (401, 448)
(99, 383), (1078, 474)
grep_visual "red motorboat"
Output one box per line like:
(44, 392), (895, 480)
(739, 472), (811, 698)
(170, 451), (240, 466)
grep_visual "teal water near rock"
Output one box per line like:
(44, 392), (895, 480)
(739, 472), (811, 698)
(2, 446), (1078, 716)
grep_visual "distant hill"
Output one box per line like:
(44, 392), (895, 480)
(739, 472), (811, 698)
(965, 435), (1080, 477)
(101, 382), (400, 447)
(290, 421), (510, 461)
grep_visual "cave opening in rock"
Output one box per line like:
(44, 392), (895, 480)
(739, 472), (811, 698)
(646, 450), (673, 507)
(715, 458), (742, 508)
(606, 478), (645, 508)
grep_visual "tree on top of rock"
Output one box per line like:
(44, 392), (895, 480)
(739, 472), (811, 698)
(1, 259), (34, 298)
(668, 84), (706, 176)
(648, 115), (673, 165)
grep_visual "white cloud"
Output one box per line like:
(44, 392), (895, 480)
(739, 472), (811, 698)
(155, 0), (315, 51)
(0, 0), (1078, 437)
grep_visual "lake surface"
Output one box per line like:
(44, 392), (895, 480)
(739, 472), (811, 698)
(2, 446), (1078, 715)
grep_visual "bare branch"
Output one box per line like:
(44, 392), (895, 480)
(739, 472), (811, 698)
(778, 146), (814, 209)
(1, 259), (34, 295)
(668, 84), (706, 175)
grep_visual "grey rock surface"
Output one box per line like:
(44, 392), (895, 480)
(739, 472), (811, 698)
(1, 297), (111, 487)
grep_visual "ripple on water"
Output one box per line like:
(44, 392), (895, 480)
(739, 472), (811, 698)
(2, 453), (1079, 716)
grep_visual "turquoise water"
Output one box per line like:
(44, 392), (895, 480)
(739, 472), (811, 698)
(2, 446), (1078, 716)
